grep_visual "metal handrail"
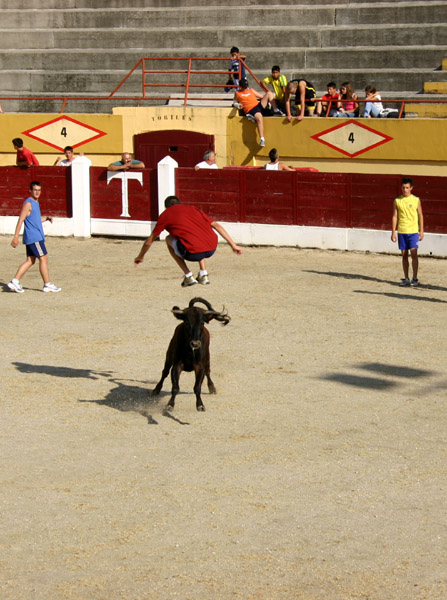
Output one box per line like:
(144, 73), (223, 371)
(1, 55), (447, 115)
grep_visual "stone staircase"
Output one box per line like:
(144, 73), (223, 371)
(0, 0), (446, 114)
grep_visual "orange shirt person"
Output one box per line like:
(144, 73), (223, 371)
(234, 78), (274, 148)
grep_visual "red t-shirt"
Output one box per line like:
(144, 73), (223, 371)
(153, 204), (218, 253)
(17, 147), (39, 166)
(321, 93), (339, 108)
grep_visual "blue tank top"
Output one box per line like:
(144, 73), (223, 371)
(23, 198), (45, 245)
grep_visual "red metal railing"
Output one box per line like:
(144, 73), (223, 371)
(109, 56), (260, 105)
(1, 57), (446, 116)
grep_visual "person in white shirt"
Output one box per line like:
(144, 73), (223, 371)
(264, 148), (294, 171)
(363, 86), (384, 118)
(194, 150), (218, 171)
(54, 146), (84, 166)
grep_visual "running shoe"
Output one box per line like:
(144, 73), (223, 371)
(43, 282), (61, 293)
(8, 279), (24, 293)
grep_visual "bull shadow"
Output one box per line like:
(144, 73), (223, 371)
(80, 380), (191, 426)
(79, 378), (164, 425)
(80, 378), (191, 426)
(12, 361), (190, 425)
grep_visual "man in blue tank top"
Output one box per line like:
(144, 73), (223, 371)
(8, 181), (61, 293)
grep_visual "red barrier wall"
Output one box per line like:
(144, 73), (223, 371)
(1, 166), (446, 235)
(89, 167), (157, 221)
(176, 169), (447, 234)
(0, 166), (72, 217)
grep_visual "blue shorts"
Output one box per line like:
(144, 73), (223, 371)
(398, 233), (419, 251)
(173, 238), (215, 262)
(26, 241), (47, 257)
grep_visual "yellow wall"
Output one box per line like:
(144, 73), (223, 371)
(112, 105), (230, 168)
(1, 107), (446, 176)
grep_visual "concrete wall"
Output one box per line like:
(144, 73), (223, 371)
(0, 1), (446, 113)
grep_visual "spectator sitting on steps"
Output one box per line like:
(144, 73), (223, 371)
(108, 153), (145, 171)
(194, 150), (218, 170)
(260, 66), (288, 116)
(234, 78), (275, 148)
(315, 82), (340, 117)
(363, 86), (384, 118)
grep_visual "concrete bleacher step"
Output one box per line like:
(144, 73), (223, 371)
(0, 0), (446, 114)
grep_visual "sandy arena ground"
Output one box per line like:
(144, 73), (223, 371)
(1, 235), (446, 600)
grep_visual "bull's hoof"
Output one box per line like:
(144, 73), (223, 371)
(197, 404), (206, 412)
(152, 388), (161, 397)
(165, 404), (174, 412)
(208, 385), (217, 395)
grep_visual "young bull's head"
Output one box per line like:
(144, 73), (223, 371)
(172, 297), (231, 351)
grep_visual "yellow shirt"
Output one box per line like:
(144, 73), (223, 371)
(262, 74), (288, 100)
(395, 194), (420, 234)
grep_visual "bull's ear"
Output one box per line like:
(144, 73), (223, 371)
(172, 306), (185, 320)
(203, 310), (215, 323)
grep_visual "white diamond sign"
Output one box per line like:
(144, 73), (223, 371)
(311, 120), (393, 158)
(23, 116), (107, 151)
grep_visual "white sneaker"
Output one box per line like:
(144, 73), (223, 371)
(260, 137), (266, 147)
(43, 282), (61, 293)
(181, 274), (198, 287)
(246, 114), (256, 123)
(197, 273), (210, 285)
(8, 279), (24, 293)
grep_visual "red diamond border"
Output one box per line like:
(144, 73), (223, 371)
(22, 115), (107, 152)
(311, 119), (394, 158)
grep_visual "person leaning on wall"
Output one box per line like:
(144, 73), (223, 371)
(108, 153), (145, 171)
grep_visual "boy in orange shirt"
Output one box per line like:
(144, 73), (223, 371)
(234, 79), (274, 147)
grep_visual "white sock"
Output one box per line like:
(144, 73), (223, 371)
(199, 270), (208, 276)
(185, 272), (193, 278)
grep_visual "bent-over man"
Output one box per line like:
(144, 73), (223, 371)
(134, 195), (242, 287)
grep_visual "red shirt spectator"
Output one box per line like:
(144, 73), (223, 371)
(12, 138), (39, 167)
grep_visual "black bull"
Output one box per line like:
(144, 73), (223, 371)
(152, 297), (231, 411)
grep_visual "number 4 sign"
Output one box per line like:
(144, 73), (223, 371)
(22, 116), (107, 151)
(311, 120), (393, 158)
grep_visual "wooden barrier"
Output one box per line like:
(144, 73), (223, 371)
(1, 166), (446, 241)
(176, 168), (447, 234)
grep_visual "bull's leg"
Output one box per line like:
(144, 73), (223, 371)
(152, 342), (174, 396)
(194, 366), (206, 411)
(152, 361), (171, 396)
(166, 363), (182, 411)
(204, 350), (216, 394)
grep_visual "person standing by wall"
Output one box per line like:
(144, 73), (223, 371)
(8, 181), (61, 293)
(391, 177), (424, 287)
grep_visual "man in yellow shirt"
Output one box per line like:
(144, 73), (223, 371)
(260, 66), (287, 115)
(391, 177), (424, 286)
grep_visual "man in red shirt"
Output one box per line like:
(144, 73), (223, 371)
(315, 82), (340, 117)
(234, 78), (275, 147)
(134, 196), (242, 287)
(12, 137), (39, 167)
